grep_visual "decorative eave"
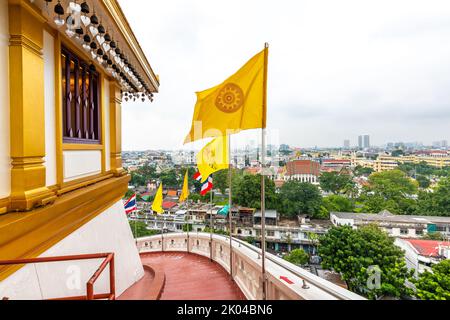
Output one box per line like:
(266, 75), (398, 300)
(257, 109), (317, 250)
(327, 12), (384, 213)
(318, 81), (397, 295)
(27, 0), (159, 101)
(101, 0), (159, 93)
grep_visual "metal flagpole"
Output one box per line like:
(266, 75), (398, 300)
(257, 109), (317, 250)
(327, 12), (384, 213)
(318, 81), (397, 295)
(260, 42), (269, 300)
(228, 134), (233, 279)
(186, 198), (190, 253)
(134, 203), (137, 244)
(210, 178), (214, 261)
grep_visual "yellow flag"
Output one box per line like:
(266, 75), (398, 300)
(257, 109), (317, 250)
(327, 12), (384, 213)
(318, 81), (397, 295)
(197, 136), (229, 183)
(184, 46), (268, 144)
(152, 184), (164, 214)
(179, 170), (189, 203)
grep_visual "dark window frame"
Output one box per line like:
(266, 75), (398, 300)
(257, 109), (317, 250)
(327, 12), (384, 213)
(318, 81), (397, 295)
(61, 46), (101, 145)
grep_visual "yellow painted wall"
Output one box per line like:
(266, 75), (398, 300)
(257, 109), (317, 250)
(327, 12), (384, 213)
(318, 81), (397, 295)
(0, 0), (10, 199)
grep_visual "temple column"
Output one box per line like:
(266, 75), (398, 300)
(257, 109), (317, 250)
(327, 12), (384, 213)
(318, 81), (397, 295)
(8, 0), (56, 211)
(109, 82), (126, 177)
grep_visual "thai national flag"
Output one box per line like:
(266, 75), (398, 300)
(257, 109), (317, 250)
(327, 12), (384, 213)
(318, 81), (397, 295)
(123, 194), (137, 215)
(193, 171), (202, 182)
(200, 175), (213, 196)
(193, 171), (213, 196)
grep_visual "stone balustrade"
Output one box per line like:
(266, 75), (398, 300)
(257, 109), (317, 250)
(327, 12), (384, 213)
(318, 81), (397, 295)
(136, 233), (365, 300)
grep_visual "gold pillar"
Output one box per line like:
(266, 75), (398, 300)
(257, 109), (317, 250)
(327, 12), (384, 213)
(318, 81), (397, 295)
(8, 1), (56, 211)
(109, 82), (126, 177)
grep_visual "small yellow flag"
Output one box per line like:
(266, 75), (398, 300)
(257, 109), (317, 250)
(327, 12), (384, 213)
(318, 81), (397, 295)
(179, 170), (190, 203)
(152, 184), (164, 214)
(184, 47), (268, 144)
(197, 136), (229, 183)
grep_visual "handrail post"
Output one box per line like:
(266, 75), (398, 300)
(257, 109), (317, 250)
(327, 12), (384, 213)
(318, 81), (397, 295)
(86, 283), (94, 300)
(109, 254), (116, 300)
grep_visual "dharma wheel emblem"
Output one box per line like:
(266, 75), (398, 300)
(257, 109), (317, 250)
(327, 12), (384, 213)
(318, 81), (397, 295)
(215, 83), (244, 113)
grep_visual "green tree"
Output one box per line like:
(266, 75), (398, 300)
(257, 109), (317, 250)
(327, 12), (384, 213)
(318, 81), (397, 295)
(245, 236), (256, 245)
(160, 169), (180, 188)
(182, 224), (193, 232)
(214, 169), (230, 195)
(353, 165), (374, 177)
(318, 225), (412, 299)
(416, 175), (431, 189)
(391, 149), (404, 157)
(413, 260), (450, 300)
(319, 172), (355, 195)
(416, 177), (450, 216)
(130, 172), (146, 187)
(129, 221), (159, 238)
(359, 170), (419, 214)
(322, 195), (355, 213)
(138, 164), (157, 180)
(422, 232), (446, 241)
(283, 249), (309, 266)
(233, 174), (277, 209)
(277, 181), (324, 219)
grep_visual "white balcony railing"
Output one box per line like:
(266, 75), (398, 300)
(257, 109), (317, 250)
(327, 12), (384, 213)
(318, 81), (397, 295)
(136, 233), (365, 300)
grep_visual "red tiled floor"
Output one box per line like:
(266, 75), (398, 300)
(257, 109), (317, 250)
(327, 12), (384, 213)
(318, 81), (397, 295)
(118, 266), (156, 300)
(140, 252), (246, 300)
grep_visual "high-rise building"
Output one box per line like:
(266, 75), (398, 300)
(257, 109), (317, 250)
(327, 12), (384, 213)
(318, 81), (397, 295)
(344, 140), (350, 149)
(358, 135), (370, 149)
(364, 135), (370, 149)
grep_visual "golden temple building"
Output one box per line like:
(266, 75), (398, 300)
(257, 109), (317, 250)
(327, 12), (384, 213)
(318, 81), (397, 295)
(0, 0), (159, 299)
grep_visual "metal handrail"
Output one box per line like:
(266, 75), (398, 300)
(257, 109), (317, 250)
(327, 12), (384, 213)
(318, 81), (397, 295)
(0, 253), (115, 300)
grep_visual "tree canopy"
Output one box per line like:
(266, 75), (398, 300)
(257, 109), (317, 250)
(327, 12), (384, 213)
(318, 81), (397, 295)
(322, 195), (355, 213)
(358, 170), (419, 214)
(233, 174), (277, 209)
(413, 260), (450, 300)
(283, 249), (309, 266)
(353, 165), (374, 177)
(277, 181), (325, 219)
(416, 178), (450, 216)
(318, 225), (412, 299)
(319, 172), (356, 195)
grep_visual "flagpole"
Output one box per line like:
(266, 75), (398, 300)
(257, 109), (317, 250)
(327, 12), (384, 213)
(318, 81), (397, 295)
(186, 198), (190, 253)
(210, 178), (214, 262)
(134, 195), (137, 244)
(228, 134), (233, 279)
(260, 42), (269, 300)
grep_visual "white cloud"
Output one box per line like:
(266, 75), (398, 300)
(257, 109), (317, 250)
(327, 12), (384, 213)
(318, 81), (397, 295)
(119, 0), (450, 150)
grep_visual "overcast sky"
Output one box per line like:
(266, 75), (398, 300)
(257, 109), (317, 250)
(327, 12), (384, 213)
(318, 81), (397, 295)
(119, 0), (450, 151)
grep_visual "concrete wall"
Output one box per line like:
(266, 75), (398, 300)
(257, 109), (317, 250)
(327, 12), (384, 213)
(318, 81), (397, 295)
(43, 30), (57, 187)
(63, 150), (102, 182)
(0, 200), (144, 300)
(0, 0), (10, 198)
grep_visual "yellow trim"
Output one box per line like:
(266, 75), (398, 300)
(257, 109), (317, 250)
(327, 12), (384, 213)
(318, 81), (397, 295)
(0, 175), (130, 281)
(0, 198), (10, 215)
(58, 173), (114, 196)
(109, 82), (126, 177)
(54, 32), (64, 188)
(62, 144), (104, 151)
(100, 74), (107, 174)
(8, 1), (56, 211)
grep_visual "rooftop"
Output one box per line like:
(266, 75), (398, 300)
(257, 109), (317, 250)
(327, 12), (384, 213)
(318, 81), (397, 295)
(400, 239), (450, 257)
(331, 211), (450, 224)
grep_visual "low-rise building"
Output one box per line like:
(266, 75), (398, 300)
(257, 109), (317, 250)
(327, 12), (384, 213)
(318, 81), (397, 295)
(285, 160), (321, 184)
(394, 238), (450, 277)
(331, 211), (450, 238)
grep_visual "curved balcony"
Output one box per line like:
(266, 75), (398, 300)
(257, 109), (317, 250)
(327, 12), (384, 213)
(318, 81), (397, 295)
(135, 233), (365, 300)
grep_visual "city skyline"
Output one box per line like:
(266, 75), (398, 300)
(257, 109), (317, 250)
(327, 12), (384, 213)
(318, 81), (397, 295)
(119, 0), (450, 151)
